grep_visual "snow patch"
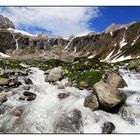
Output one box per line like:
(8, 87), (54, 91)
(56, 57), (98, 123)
(104, 50), (114, 61)
(110, 32), (113, 36)
(119, 32), (127, 48)
(111, 55), (132, 63)
(8, 28), (37, 37)
(131, 35), (140, 46)
(0, 52), (10, 58)
(88, 54), (96, 59)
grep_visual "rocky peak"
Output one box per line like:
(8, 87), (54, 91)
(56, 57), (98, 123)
(0, 14), (15, 29)
(104, 22), (136, 33)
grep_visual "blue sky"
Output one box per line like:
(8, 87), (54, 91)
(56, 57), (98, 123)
(89, 7), (140, 32)
(0, 7), (140, 36)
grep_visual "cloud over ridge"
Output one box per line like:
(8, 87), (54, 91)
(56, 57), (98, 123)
(0, 7), (100, 36)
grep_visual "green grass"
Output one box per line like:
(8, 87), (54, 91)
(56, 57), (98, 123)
(67, 70), (103, 89)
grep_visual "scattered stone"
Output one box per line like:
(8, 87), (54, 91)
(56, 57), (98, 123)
(45, 67), (65, 82)
(9, 76), (22, 88)
(128, 59), (140, 72)
(71, 109), (83, 130)
(54, 109), (82, 133)
(118, 105), (136, 125)
(19, 96), (26, 101)
(19, 70), (28, 76)
(94, 81), (126, 111)
(24, 78), (33, 85)
(57, 93), (70, 100)
(23, 91), (35, 96)
(22, 85), (30, 90)
(57, 83), (65, 89)
(79, 81), (88, 88)
(10, 109), (22, 117)
(0, 78), (10, 86)
(65, 81), (73, 87)
(0, 86), (4, 92)
(72, 82), (78, 87)
(23, 91), (37, 101)
(101, 122), (115, 134)
(84, 94), (99, 111)
(27, 95), (36, 101)
(103, 72), (127, 88)
(0, 94), (8, 104)
(0, 105), (7, 114)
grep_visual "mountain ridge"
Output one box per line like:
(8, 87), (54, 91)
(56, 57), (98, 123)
(0, 14), (140, 63)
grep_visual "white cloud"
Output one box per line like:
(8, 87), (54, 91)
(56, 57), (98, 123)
(0, 7), (100, 36)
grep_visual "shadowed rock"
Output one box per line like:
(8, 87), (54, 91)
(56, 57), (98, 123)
(101, 122), (115, 134)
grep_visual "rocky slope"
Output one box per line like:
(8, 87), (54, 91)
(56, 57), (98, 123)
(0, 14), (140, 63)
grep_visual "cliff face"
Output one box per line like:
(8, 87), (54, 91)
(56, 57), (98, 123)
(0, 14), (140, 63)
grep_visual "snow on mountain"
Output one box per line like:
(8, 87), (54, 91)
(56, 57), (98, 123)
(0, 52), (10, 58)
(7, 28), (37, 37)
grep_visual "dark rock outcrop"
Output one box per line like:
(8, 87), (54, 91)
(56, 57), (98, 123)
(0, 14), (15, 29)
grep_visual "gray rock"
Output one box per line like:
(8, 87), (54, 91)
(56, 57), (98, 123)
(84, 94), (99, 111)
(57, 93), (70, 100)
(23, 91), (37, 101)
(103, 72), (127, 88)
(54, 109), (82, 133)
(94, 81), (126, 111)
(118, 105), (137, 125)
(0, 78), (10, 86)
(45, 67), (64, 82)
(101, 122), (115, 134)
(24, 78), (33, 85)
(0, 94), (8, 104)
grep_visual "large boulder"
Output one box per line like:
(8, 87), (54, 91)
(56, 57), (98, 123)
(45, 67), (65, 82)
(94, 81), (126, 111)
(0, 78), (10, 86)
(0, 14), (15, 29)
(103, 72), (127, 88)
(84, 94), (99, 111)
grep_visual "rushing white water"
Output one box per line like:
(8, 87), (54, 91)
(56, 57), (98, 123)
(119, 69), (140, 92)
(0, 67), (140, 133)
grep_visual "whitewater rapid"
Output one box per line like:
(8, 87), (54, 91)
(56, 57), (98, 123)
(0, 68), (140, 133)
